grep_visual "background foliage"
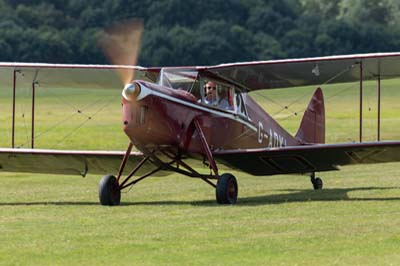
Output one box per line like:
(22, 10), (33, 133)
(1, 0), (400, 66)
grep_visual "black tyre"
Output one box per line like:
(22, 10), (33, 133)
(99, 175), (121, 206)
(216, 173), (238, 204)
(313, 177), (323, 190)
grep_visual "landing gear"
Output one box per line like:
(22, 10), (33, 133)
(216, 173), (238, 204)
(310, 173), (323, 190)
(100, 117), (242, 206)
(99, 175), (121, 206)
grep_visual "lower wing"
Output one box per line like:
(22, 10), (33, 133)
(0, 148), (166, 177)
(214, 141), (400, 176)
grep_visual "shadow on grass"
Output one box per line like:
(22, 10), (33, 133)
(236, 186), (400, 206)
(0, 201), (100, 206)
(1, 186), (400, 206)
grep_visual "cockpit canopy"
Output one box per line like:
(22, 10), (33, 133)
(157, 68), (247, 116)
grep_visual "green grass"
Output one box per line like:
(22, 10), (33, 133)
(2, 80), (400, 265)
(2, 165), (400, 265)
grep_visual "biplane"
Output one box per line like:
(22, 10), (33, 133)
(2, 23), (400, 205)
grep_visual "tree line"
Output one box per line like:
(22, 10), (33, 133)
(1, 0), (400, 66)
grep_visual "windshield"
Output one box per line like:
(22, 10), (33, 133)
(157, 68), (199, 92)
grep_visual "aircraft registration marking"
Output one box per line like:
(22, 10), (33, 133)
(258, 122), (287, 148)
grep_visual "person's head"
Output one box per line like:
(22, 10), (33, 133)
(205, 81), (217, 100)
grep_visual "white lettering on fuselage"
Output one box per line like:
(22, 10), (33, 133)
(256, 123), (287, 148)
(257, 121), (264, 144)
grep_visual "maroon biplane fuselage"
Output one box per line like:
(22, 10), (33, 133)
(122, 76), (324, 173)
(124, 81), (289, 155)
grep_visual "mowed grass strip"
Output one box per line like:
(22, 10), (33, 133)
(1, 80), (400, 265)
(2, 165), (400, 265)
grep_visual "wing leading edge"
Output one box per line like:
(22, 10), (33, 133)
(214, 141), (400, 176)
(0, 63), (161, 90)
(201, 52), (400, 90)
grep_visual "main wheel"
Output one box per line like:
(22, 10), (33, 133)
(312, 177), (323, 190)
(216, 173), (238, 204)
(99, 175), (121, 206)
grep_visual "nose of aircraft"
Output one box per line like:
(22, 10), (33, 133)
(122, 97), (133, 128)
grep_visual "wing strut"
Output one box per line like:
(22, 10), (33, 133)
(31, 81), (36, 148)
(359, 61), (363, 142)
(377, 74), (381, 141)
(12, 70), (16, 148)
(194, 118), (219, 178)
(116, 142), (134, 181)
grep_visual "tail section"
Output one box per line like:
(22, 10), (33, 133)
(295, 87), (325, 144)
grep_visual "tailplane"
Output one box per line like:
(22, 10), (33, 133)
(295, 87), (325, 144)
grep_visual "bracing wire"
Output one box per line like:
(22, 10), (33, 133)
(252, 91), (287, 110)
(16, 85), (120, 148)
(254, 64), (356, 117)
(278, 82), (359, 122)
(40, 86), (105, 119)
(260, 65), (361, 142)
(49, 93), (120, 149)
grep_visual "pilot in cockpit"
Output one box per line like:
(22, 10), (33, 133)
(202, 81), (233, 110)
(203, 81), (218, 105)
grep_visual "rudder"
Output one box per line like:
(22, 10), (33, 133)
(295, 87), (325, 144)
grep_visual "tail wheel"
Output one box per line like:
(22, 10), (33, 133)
(312, 177), (323, 190)
(216, 173), (238, 204)
(99, 175), (121, 206)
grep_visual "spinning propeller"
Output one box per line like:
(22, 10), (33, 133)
(99, 19), (143, 100)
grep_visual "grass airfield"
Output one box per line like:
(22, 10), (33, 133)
(1, 79), (400, 265)
(2, 165), (400, 265)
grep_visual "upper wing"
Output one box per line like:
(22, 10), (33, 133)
(5, 52), (400, 91)
(0, 63), (161, 89)
(200, 52), (400, 90)
(214, 141), (400, 176)
(0, 148), (168, 177)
